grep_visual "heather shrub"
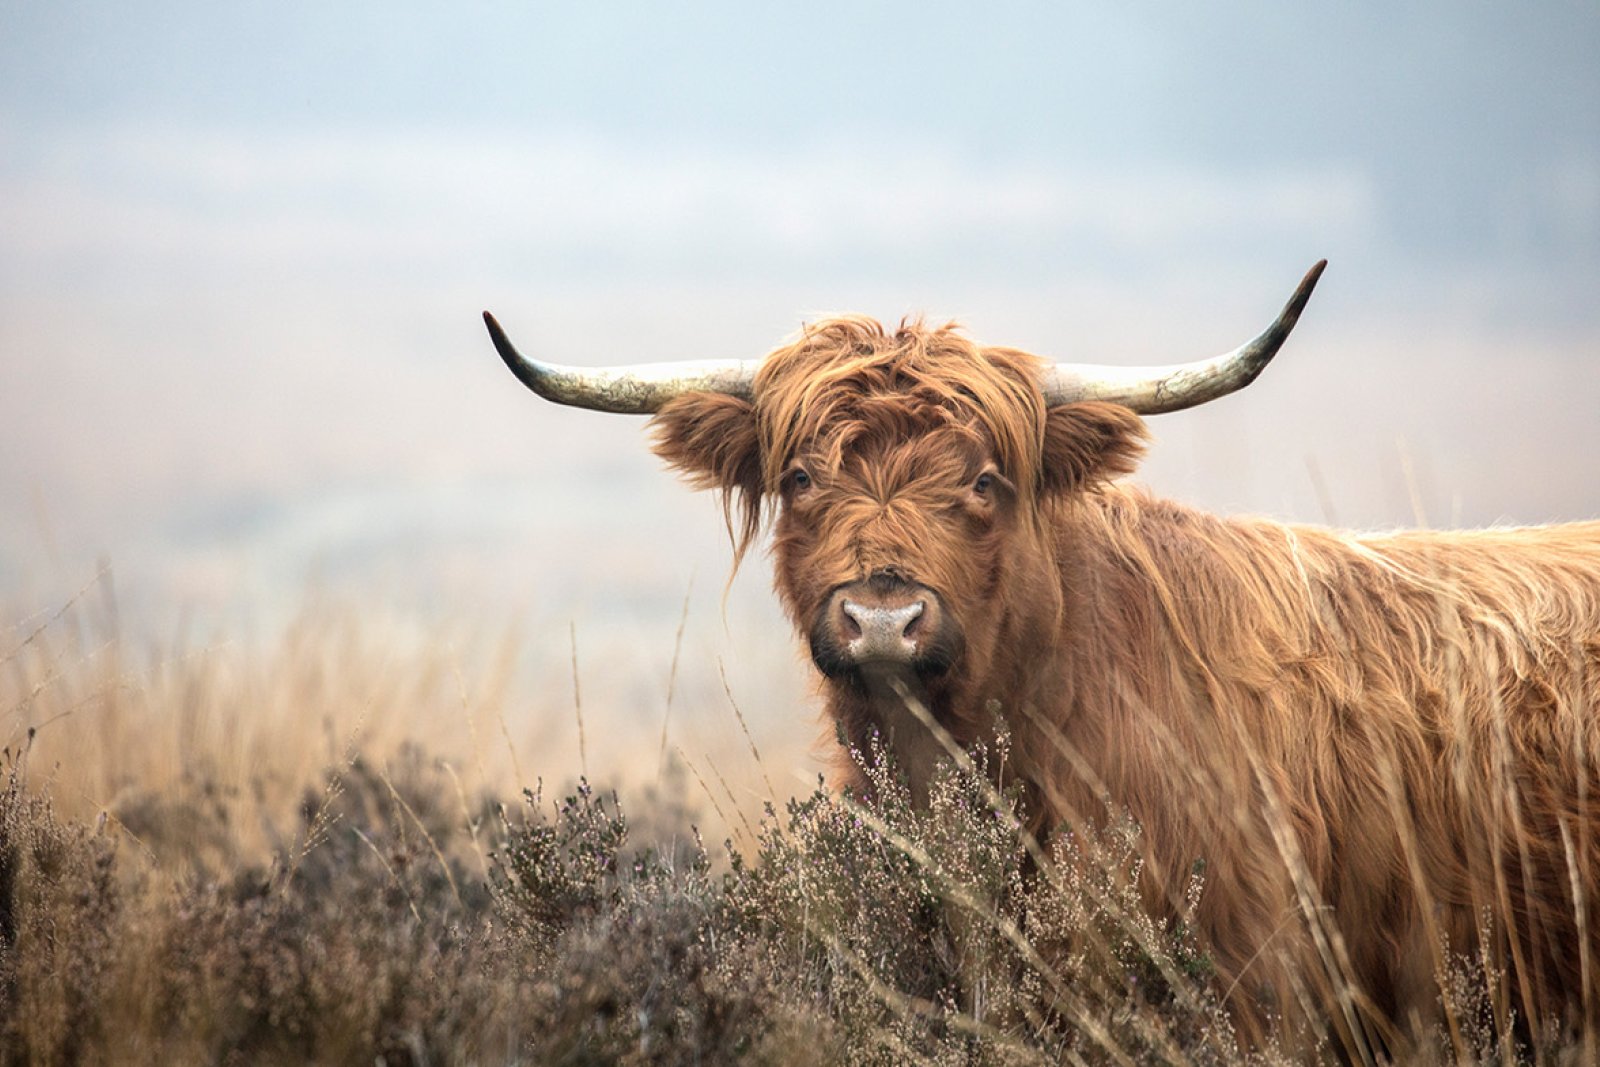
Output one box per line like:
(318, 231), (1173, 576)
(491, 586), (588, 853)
(0, 756), (122, 1063)
(723, 735), (1256, 1065)
(0, 745), (534, 1065)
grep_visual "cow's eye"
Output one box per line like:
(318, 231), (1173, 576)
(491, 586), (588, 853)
(791, 468), (812, 491)
(973, 472), (994, 495)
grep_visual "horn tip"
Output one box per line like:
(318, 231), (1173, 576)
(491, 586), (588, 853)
(482, 310), (505, 341)
(1302, 258), (1328, 291)
(1236, 259), (1328, 385)
(482, 310), (553, 400)
(482, 310), (519, 364)
(1282, 259), (1328, 321)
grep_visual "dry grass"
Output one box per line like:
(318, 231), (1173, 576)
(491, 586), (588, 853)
(1, 579), (1595, 1064)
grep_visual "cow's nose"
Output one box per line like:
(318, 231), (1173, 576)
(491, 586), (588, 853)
(840, 598), (924, 662)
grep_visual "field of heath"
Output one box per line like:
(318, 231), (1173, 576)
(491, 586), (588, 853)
(2, 571), (1596, 1064)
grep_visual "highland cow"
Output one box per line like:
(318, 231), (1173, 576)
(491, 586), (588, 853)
(484, 261), (1599, 1047)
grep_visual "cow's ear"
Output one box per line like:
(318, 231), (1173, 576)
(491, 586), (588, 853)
(1039, 402), (1148, 495)
(650, 392), (764, 548)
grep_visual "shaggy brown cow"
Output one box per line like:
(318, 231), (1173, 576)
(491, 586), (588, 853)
(484, 262), (1600, 1048)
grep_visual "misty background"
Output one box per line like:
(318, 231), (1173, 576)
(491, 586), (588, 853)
(3, 3), (1597, 782)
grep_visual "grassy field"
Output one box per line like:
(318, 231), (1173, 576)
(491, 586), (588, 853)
(2, 578), (1595, 1064)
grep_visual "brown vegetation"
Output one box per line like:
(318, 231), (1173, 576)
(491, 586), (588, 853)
(3, 582), (1597, 1063)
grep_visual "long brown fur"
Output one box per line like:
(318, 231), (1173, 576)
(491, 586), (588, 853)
(650, 315), (1600, 1045)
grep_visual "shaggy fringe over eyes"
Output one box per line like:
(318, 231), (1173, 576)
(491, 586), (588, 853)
(651, 316), (1151, 568)
(754, 316), (1049, 499)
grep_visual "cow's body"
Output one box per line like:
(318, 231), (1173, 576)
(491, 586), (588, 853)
(1027, 488), (1600, 1038)
(487, 268), (1599, 1043)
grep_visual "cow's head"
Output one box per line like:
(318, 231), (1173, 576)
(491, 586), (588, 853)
(647, 317), (1161, 700)
(484, 262), (1323, 699)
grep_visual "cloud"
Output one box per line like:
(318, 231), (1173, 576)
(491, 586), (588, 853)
(0, 123), (1378, 287)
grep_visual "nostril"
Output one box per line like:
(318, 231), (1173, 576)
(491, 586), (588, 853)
(840, 599), (865, 638)
(902, 600), (926, 638)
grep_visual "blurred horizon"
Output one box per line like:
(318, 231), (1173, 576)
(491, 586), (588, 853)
(4, 3), (1598, 780)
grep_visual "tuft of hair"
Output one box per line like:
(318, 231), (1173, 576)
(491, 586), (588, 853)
(1041, 402), (1149, 494)
(651, 316), (1151, 567)
(650, 392), (765, 568)
(754, 316), (1048, 498)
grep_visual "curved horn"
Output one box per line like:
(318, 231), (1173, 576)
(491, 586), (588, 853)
(483, 312), (759, 414)
(1040, 260), (1326, 414)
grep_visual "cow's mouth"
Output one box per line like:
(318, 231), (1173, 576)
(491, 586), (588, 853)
(806, 576), (963, 686)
